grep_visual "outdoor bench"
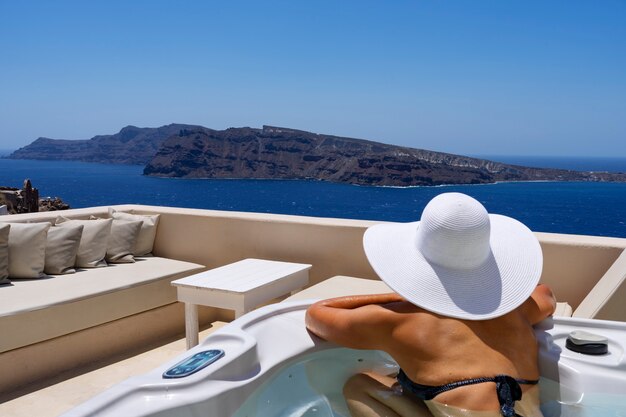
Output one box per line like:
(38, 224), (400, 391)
(0, 207), (206, 395)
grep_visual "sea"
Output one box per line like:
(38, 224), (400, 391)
(1, 154), (626, 238)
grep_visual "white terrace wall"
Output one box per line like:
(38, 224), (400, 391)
(536, 232), (626, 310)
(8, 204), (626, 312)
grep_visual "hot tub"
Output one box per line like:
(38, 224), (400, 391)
(61, 300), (626, 417)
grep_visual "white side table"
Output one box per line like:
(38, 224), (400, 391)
(172, 258), (312, 349)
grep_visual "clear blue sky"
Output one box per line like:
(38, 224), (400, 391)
(1, 1), (625, 157)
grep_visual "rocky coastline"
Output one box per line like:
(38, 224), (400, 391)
(8, 124), (626, 187)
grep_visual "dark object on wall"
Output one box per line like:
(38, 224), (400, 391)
(0, 180), (70, 214)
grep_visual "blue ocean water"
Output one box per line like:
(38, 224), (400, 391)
(1, 158), (626, 238)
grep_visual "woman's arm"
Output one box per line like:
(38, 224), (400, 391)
(310, 293), (404, 309)
(305, 293), (403, 349)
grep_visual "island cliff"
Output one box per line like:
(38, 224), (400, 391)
(143, 125), (626, 187)
(8, 124), (204, 165)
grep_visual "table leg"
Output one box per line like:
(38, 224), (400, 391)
(184, 303), (199, 349)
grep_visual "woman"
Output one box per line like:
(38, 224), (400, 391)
(306, 193), (556, 417)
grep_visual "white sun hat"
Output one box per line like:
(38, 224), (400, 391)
(363, 192), (542, 320)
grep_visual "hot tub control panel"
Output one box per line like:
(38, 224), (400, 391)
(163, 349), (225, 379)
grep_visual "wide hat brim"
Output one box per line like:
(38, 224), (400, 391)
(363, 214), (542, 320)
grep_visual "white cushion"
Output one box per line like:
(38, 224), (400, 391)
(4, 222), (51, 279)
(45, 224), (84, 275)
(109, 209), (160, 256)
(56, 217), (112, 268)
(0, 224), (9, 284)
(554, 302), (573, 317)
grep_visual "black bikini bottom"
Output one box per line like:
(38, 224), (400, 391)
(396, 369), (539, 417)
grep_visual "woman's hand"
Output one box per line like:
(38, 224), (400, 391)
(521, 284), (557, 325)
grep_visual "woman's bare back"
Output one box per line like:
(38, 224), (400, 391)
(305, 285), (556, 413)
(382, 301), (541, 410)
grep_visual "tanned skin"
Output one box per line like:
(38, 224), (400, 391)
(305, 284), (556, 412)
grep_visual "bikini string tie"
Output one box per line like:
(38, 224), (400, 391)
(494, 375), (523, 417)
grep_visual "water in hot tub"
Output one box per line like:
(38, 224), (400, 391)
(232, 349), (626, 417)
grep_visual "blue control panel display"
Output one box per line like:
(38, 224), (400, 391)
(162, 349), (225, 379)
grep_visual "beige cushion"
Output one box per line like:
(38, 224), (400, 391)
(4, 222), (51, 279)
(0, 224), (9, 284)
(109, 209), (160, 255)
(56, 217), (112, 268)
(106, 219), (142, 263)
(45, 224), (84, 274)
(285, 275), (392, 302)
